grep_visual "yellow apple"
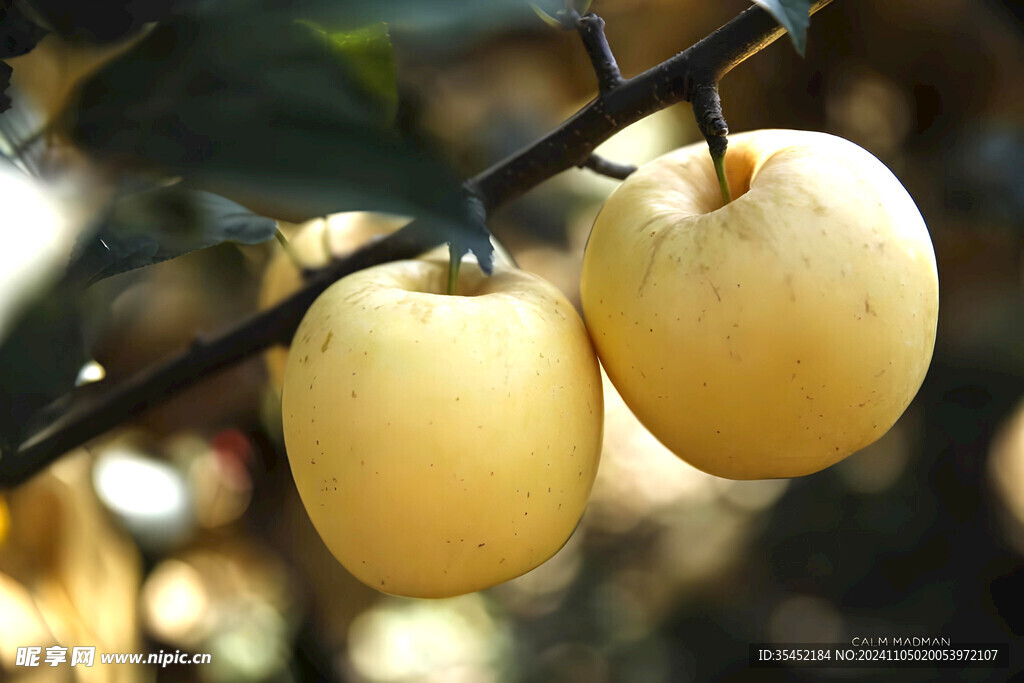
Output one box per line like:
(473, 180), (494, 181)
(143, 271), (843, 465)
(282, 259), (603, 597)
(259, 212), (410, 389)
(580, 129), (938, 479)
(259, 211), (513, 390)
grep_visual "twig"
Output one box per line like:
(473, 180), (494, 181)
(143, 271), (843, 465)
(469, 0), (835, 211)
(580, 154), (636, 180)
(0, 0), (837, 488)
(576, 13), (622, 92)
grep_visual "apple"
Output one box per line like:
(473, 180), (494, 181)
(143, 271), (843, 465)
(259, 212), (513, 390)
(580, 129), (938, 479)
(259, 212), (409, 389)
(281, 258), (603, 597)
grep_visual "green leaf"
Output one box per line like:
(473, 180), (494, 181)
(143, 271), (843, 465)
(1, 61), (12, 113)
(68, 186), (278, 286)
(301, 21), (398, 124)
(450, 194), (494, 274)
(0, 286), (87, 453)
(251, 0), (537, 44)
(61, 10), (467, 225)
(25, 0), (175, 43)
(1, 1), (48, 59)
(0, 0), (49, 114)
(397, 193), (494, 275)
(0, 181), (275, 450)
(750, 0), (812, 56)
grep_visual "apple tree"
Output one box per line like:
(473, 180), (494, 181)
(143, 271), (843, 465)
(1, 0), (836, 487)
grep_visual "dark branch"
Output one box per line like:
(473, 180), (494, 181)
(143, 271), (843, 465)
(576, 13), (622, 92)
(580, 154), (636, 180)
(470, 0), (834, 211)
(0, 231), (428, 487)
(0, 0), (837, 488)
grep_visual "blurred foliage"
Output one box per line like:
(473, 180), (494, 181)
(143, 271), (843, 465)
(0, 1), (47, 59)
(60, 8), (464, 225)
(69, 186), (278, 286)
(751, 0), (814, 55)
(0, 60), (10, 110)
(0, 284), (85, 451)
(0, 184), (276, 451)
(0, 0), (517, 455)
(0, 0), (47, 111)
(29, 0), (176, 43)
(302, 21), (398, 124)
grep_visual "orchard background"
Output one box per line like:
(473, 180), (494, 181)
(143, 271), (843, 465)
(1, 0), (1022, 680)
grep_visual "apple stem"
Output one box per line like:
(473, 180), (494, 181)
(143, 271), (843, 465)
(691, 82), (731, 205)
(447, 247), (462, 296)
(275, 227), (304, 271)
(712, 150), (732, 205)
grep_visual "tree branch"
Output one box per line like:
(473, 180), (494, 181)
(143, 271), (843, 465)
(0, 232), (427, 486)
(0, 0), (837, 488)
(469, 0), (834, 211)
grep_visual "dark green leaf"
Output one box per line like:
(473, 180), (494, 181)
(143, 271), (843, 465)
(62, 11), (467, 225)
(0, 287), (86, 453)
(1, 61), (12, 113)
(68, 186), (278, 286)
(397, 193), (494, 275)
(2, 0), (50, 113)
(232, 0), (536, 45)
(1, 1), (48, 58)
(27, 0), (175, 43)
(301, 21), (398, 124)
(751, 0), (812, 56)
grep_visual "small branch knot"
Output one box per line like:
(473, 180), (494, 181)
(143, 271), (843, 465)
(691, 82), (729, 143)
(690, 81), (731, 204)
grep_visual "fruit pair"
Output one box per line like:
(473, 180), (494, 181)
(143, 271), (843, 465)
(274, 130), (939, 597)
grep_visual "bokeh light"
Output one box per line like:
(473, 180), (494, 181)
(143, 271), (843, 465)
(93, 445), (193, 550)
(768, 594), (848, 644)
(0, 494), (9, 544)
(0, 164), (70, 340)
(990, 400), (1024, 555)
(74, 359), (107, 386)
(835, 417), (914, 495)
(0, 571), (56, 670)
(588, 370), (722, 534)
(490, 525), (584, 617)
(346, 594), (512, 682)
(826, 65), (912, 153)
(141, 558), (211, 646)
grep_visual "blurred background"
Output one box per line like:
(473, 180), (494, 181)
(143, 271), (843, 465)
(1, 0), (1022, 680)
